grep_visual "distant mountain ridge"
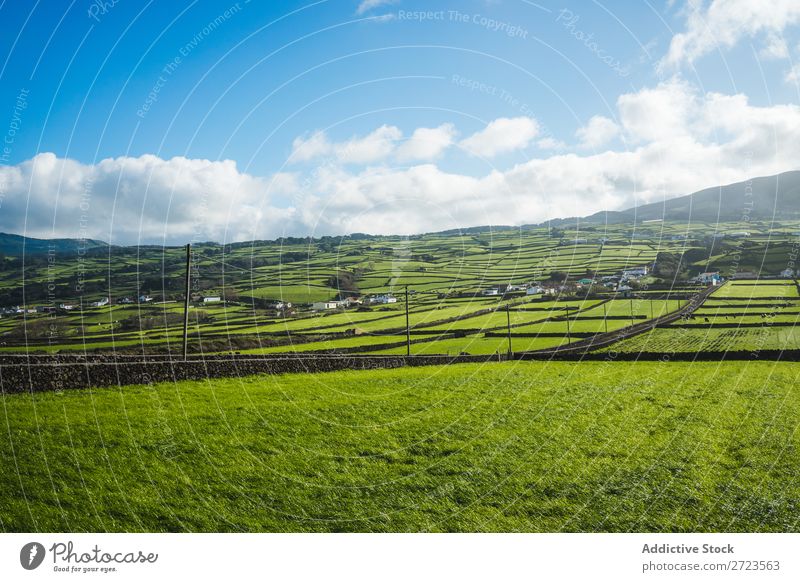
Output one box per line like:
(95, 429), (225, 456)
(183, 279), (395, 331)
(547, 171), (800, 227)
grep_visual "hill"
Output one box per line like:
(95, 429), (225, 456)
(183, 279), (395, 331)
(548, 170), (800, 226)
(0, 232), (108, 256)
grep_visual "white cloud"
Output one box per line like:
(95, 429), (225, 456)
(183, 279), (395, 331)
(760, 34), (789, 59)
(289, 131), (331, 163)
(355, 0), (397, 15)
(395, 123), (457, 161)
(617, 79), (696, 143)
(575, 116), (620, 148)
(459, 117), (539, 158)
(662, 0), (800, 69)
(292, 82), (800, 235)
(0, 153), (294, 244)
(785, 63), (800, 83)
(6, 82), (800, 243)
(290, 125), (402, 165)
(536, 137), (567, 150)
(338, 125), (402, 164)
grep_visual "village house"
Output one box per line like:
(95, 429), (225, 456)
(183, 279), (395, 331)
(312, 300), (341, 310)
(202, 296), (222, 304)
(339, 297), (362, 307)
(370, 294), (397, 304)
(91, 297), (109, 308)
(695, 272), (722, 285)
(622, 266), (649, 278)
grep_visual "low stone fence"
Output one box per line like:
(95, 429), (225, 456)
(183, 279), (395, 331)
(0, 353), (503, 394)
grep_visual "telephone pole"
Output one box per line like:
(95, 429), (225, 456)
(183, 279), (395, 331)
(566, 311), (572, 344)
(405, 286), (411, 357)
(506, 304), (513, 358)
(182, 243), (191, 361)
(630, 297), (635, 325)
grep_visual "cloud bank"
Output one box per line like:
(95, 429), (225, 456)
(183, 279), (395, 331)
(2, 80), (798, 244)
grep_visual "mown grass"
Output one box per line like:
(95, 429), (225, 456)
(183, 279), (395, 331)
(1, 361), (798, 532)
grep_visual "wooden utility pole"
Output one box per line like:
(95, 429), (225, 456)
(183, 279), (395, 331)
(405, 286), (411, 357)
(182, 243), (191, 361)
(506, 304), (513, 357)
(566, 311), (572, 344)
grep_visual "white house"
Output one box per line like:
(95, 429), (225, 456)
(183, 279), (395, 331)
(91, 297), (109, 308)
(312, 301), (340, 310)
(481, 288), (500, 296)
(339, 297), (362, 307)
(781, 268), (795, 278)
(696, 272), (722, 285)
(138, 295), (153, 303)
(622, 266), (649, 278)
(526, 286), (543, 295)
(370, 295), (397, 304)
(202, 296), (221, 303)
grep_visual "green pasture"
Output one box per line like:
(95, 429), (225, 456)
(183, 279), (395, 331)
(2, 361), (798, 532)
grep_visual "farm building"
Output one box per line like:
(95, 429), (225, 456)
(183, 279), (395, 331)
(526, 286), (544, 295)
(733, 271), (758, 280)
(370, 295), (397, 304)
(339, 297), (362, 307)
(203, 296), (221, 303)
(622, 266), (649, 278)
(312, 301), (341, 310)
(481, 288), (500, 296)
(695, 272), (722, 285)
(91, 298), (109, 307)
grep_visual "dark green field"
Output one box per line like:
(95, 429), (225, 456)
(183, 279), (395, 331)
(2, 361), (798, 532)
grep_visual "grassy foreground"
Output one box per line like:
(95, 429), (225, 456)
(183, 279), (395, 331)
(1, 361), (798, 532)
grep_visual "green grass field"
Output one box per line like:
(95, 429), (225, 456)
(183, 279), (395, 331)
(2, 361), (798, 532)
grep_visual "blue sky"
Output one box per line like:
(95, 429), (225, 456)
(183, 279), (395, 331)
(2, 0), (800, 243)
